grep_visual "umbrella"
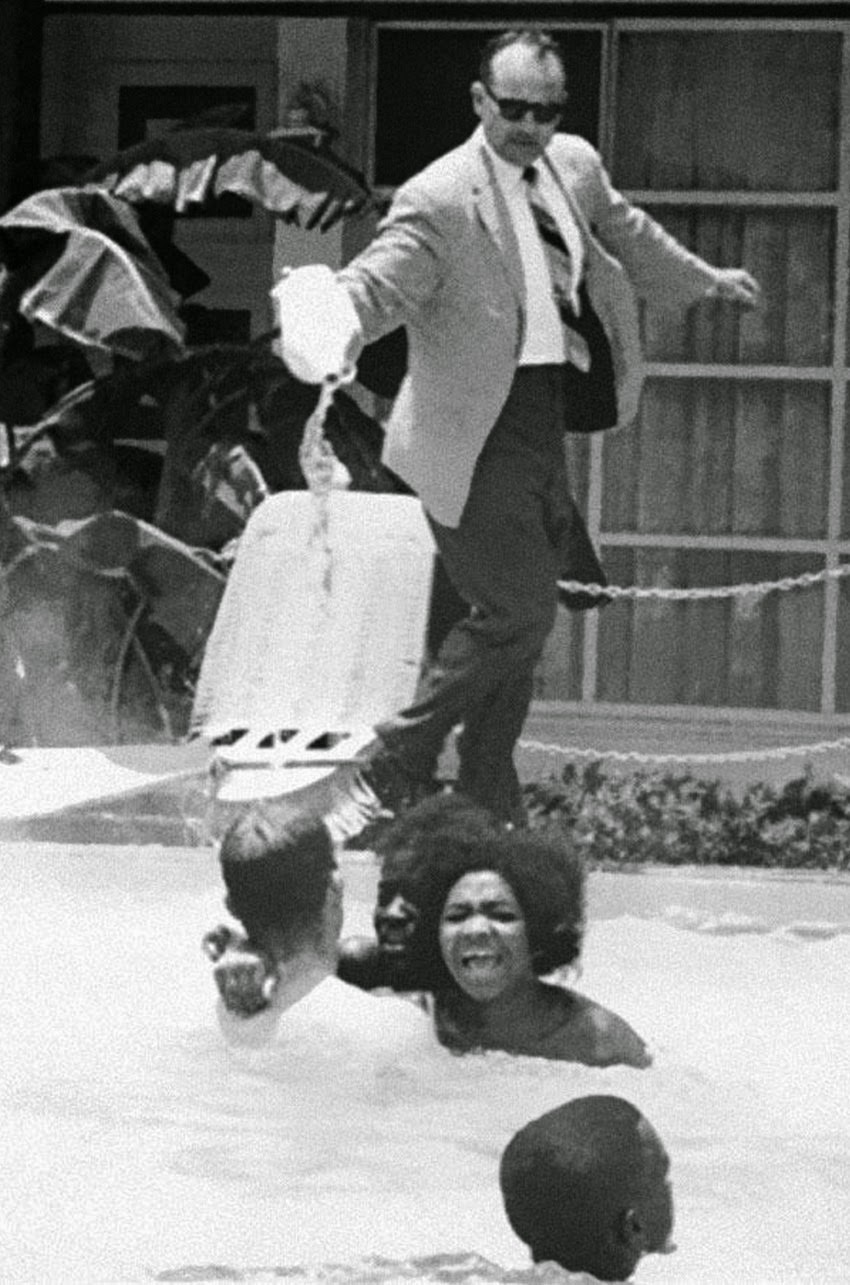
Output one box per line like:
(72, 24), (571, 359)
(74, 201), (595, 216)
(85, 128), (374, 232)
(0, 188), (184, 361)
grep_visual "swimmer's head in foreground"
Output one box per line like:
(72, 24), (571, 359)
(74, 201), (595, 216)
(500, 1095), (675, 1282)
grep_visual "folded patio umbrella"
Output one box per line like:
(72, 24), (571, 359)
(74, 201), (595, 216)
(85, 128), (374, 232)
(0, 188), (185, 361)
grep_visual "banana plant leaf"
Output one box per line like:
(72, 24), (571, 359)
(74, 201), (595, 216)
(1, 505), (227, 745)
(0, 188), (185, 361)
(85, 128), (374, 232)
(6, 333), (405, 554)
(4, 509), (225, 650)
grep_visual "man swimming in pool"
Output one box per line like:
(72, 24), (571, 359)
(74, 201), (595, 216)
(212, 803), (430, 1059)
(500, 1095), (676, 1281)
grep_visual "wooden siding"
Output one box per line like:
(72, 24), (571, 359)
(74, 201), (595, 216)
(612, 31), (841, 192)
(596, 548), (825, 709)
(537, 20), (850, 717)
(602, 380), (831, 539)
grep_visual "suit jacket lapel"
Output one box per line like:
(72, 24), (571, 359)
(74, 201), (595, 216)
(470, 141), (525, 306)
(540, 151), (595, 244)
(540, 150), (617, 278)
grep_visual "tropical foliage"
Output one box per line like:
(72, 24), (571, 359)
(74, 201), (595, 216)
(0, 131), (391, 748)
(525, 763), (850, 870)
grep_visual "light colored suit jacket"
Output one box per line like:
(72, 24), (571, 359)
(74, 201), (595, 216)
(338, 130), (717, 528)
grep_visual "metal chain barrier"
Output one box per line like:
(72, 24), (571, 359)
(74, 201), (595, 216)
(517, 734), (850, 768)
(550, 559), (850, 766)
(557, 562), (850, 602)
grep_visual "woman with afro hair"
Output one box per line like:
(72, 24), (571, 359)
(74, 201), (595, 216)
(406, 825), (650, 1067)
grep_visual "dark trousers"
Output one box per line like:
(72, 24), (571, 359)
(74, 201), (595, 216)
(376, 366), (572, 824)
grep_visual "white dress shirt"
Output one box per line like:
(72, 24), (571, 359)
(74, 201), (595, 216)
(482, 131), (585, 366)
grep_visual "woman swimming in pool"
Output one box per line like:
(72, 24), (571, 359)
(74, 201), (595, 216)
(407, 825), (651, 1068)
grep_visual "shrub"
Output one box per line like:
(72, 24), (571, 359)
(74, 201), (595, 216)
(523, 764), (850, 871)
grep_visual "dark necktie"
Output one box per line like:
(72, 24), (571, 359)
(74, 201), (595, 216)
(522, 165), (589, 371)
(522, 164), (618, 432)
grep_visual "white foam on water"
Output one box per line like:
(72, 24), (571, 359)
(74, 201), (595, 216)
(2, 845), (848, 1283)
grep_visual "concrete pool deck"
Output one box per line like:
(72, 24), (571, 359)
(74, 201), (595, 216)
(2, 704), (850, 845)
(0, 742), (211, 844)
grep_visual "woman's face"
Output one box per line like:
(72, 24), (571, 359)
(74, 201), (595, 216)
(438, 869), (533, 1002)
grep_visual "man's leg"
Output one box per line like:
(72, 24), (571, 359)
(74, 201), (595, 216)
(454, 661), (536, 824)
(371, 368), (565, 818)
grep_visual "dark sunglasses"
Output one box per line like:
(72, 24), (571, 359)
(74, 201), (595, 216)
(481, 81), (565, 125)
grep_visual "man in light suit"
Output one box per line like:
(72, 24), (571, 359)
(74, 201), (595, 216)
(279, 28), (760, 827)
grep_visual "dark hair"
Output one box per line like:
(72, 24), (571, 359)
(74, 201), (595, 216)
(219, 806), (336, 944)
(479, 28), (567, 86)
(500, 1096), (663, 1279)
(406, 825), (585, 990)
(375, 792), (501, 901)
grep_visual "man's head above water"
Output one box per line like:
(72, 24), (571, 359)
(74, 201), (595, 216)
(500, 1095), (675, 1282)
(219, 805), (342, 962)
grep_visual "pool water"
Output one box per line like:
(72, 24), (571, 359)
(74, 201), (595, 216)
(2, 844), (849, 1283)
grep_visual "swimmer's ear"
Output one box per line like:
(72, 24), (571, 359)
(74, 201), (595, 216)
(326, 871), (344, 928)
(615, 1207), (645, 1252)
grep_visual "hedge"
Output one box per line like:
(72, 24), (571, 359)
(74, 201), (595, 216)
(523, 763), (850, 871)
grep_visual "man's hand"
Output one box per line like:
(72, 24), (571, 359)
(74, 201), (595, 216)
(706, 268), (761, 308)
(202, 925), (277, 1016)
(213, 945), (277, 1016)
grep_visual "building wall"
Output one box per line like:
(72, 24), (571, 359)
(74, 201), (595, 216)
(0, 0), (43, 214)
(41, 13), (283, 337)
(593, 23), (846, 720)
(274, 18), (348, 272)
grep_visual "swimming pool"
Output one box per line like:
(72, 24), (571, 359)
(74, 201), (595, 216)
(3, 843), (848, 1283)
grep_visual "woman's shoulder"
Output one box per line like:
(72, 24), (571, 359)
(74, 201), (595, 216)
(537, 985), (652, 1069)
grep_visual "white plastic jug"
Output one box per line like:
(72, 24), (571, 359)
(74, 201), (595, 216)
(270, 263), (361, 384)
